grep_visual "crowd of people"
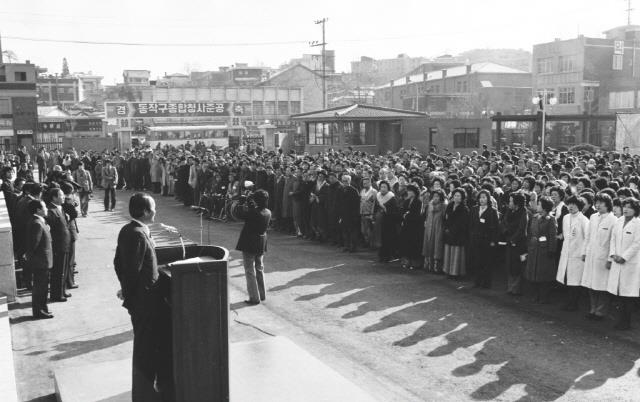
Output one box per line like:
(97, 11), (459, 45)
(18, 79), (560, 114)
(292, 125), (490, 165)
(1, 148), (85, 319)
(1, 141), (640, 329)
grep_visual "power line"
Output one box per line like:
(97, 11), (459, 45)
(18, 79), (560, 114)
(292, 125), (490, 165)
(2, 35), (308, 47)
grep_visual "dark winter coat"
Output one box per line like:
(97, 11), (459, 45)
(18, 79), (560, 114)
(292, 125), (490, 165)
(443, 203), (470, 246)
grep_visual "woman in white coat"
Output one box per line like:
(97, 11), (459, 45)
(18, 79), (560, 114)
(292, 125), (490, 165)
(607, 197), (640, 330)
(556, 195), (590, 311)
(581, 194), (617, 321)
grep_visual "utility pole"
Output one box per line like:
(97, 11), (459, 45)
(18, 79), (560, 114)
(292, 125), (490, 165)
(311, 18), (327, 109)
(627, 0), (634, 25)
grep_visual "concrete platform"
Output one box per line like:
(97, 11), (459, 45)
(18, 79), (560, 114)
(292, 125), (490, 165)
(54, 336), (376, 402)
(0, 298), (18, 402)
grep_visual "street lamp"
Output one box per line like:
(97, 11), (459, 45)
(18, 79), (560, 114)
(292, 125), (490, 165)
(532, 92), (557, 152)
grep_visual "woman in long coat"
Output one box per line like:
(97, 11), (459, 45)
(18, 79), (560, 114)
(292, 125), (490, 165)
(502, 192), (528, 296)
(556, 195), (589, 311)
(581, 193), (617, 320)
(423, 189), (447, 274)
(607, 197), (640, 330)
(525, 196), (558, 303)
(375, 181), (399, 263)
(469, 190), (500, 288)
(442, 188), (469, 279)
(399, 185), (423, 270)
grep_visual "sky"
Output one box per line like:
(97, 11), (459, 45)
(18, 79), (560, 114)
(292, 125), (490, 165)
(0, 0), (637, 84)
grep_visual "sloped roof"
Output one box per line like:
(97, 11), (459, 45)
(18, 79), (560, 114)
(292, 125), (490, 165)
(258, 63), (320, 86)
(291, 104), (427, 121)
(376, 62), (529, 89)
(38, 106), (71, 118)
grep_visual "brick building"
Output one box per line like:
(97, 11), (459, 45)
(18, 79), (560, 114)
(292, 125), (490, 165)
(374, 62), (532, 118)
(0, 61), (38, 150)
(532, 25), (640, 115)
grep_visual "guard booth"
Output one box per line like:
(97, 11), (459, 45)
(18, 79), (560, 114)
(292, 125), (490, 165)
(155, 244), (230, 402)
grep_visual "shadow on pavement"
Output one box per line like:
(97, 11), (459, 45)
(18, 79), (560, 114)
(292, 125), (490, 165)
(24, 394), (57, 402)
(24, 329), (133, 361)
(269, 261), (640, 400)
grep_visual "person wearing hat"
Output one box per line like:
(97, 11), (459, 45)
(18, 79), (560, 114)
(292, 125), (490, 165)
(102, 159), (118, 212)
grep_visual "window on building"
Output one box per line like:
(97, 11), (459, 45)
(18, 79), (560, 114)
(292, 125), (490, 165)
(536, 57), (554, 74)
(558, 87), (575, 104)
(0, 99), (10, 114)
(453, 128), (480, 148)
(264, 101), (276, 115)
(537, 88), (556, 104)
(57, 87), (65, 94)
(609, 91), (635, 109)
(558, 55), (577, 72)
(613, 54), (624, 70)
(14, 71), (27, 81)
(290, 101), (301, 114)
(253, 101), (264, 116)
(277, 101), (289, 116)
(384, 91), (390, 100)
(462, 81), (468, 93)
(456, 81), (462, 92)
(307, 122), (334, 145)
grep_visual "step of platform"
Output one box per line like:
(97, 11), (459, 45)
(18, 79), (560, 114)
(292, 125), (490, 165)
(55, 336), (376, 402)
(0, 298), (19, 402)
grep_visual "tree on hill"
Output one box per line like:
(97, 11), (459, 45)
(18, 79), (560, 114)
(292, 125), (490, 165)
(62, 58), (70, 77)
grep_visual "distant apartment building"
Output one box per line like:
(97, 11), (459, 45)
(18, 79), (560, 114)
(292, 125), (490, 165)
(123, 69), (151, 86)
(37, 75), (80, 110)
(0, 60), (38, 150)
(283, 50), (336, 74)
(374, 62), (532, 118)
(229, 64), (272, 86)
(351, 54), (425, 86)
(532, 25), (640, 115)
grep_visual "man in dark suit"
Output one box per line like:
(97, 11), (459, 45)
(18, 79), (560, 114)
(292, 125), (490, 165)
(339, 174), (361, 253)
(24, 199), (53, 319)
(235, 190), (272, 305)
(113, 193), (170, 401)
(47, 187), (72, 302)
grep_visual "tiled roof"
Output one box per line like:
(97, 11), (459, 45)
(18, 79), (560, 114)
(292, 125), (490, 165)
(291, 104), (426, 120)
(375, 62), (529, 89)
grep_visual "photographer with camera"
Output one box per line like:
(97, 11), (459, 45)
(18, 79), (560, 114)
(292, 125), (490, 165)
(235, 187), (272, 305)
(73, 161), (93, 217)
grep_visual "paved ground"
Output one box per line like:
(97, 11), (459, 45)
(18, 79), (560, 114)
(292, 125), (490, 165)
(9, 189), (640, 401)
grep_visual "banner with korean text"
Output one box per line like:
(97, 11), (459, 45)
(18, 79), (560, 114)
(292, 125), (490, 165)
(105, 102), (247, 118)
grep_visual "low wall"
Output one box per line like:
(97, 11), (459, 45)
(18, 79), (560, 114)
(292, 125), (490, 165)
(62, 137), (117, 152)
(0, 191), (16, 302)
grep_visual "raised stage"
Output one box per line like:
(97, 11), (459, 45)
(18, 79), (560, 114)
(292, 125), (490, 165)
(54, 336), (376, 402)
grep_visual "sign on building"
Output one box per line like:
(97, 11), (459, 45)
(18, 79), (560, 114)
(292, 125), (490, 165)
(105, 102), (233, 118)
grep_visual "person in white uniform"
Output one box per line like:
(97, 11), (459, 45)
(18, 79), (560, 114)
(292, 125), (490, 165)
(607, 197), (640, 330)
(556, 195), (590, 311)
(581, 194), (617, 321)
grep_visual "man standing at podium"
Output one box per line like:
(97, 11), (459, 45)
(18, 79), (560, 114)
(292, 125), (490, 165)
(236, 189), (272, 305)
(114, 193), (171, 401)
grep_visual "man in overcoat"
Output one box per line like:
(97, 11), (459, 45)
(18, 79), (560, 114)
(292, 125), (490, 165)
(236, 190), (272, 305)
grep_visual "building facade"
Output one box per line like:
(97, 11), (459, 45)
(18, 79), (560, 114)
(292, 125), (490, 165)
(123, 70), (151, 86)
(37, 106), (104, 148)
(532, 25), (640, 116)
(350, 54), (425, 86)
(37, 75), (80, 110)
(374, 62), (532, 118)
(0, 61), (38, 150)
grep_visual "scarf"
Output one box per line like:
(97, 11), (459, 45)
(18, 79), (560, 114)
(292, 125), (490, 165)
(376, 191), (394, 207)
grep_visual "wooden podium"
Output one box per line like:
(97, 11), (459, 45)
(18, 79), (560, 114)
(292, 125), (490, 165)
(156, 244), (230, 402)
